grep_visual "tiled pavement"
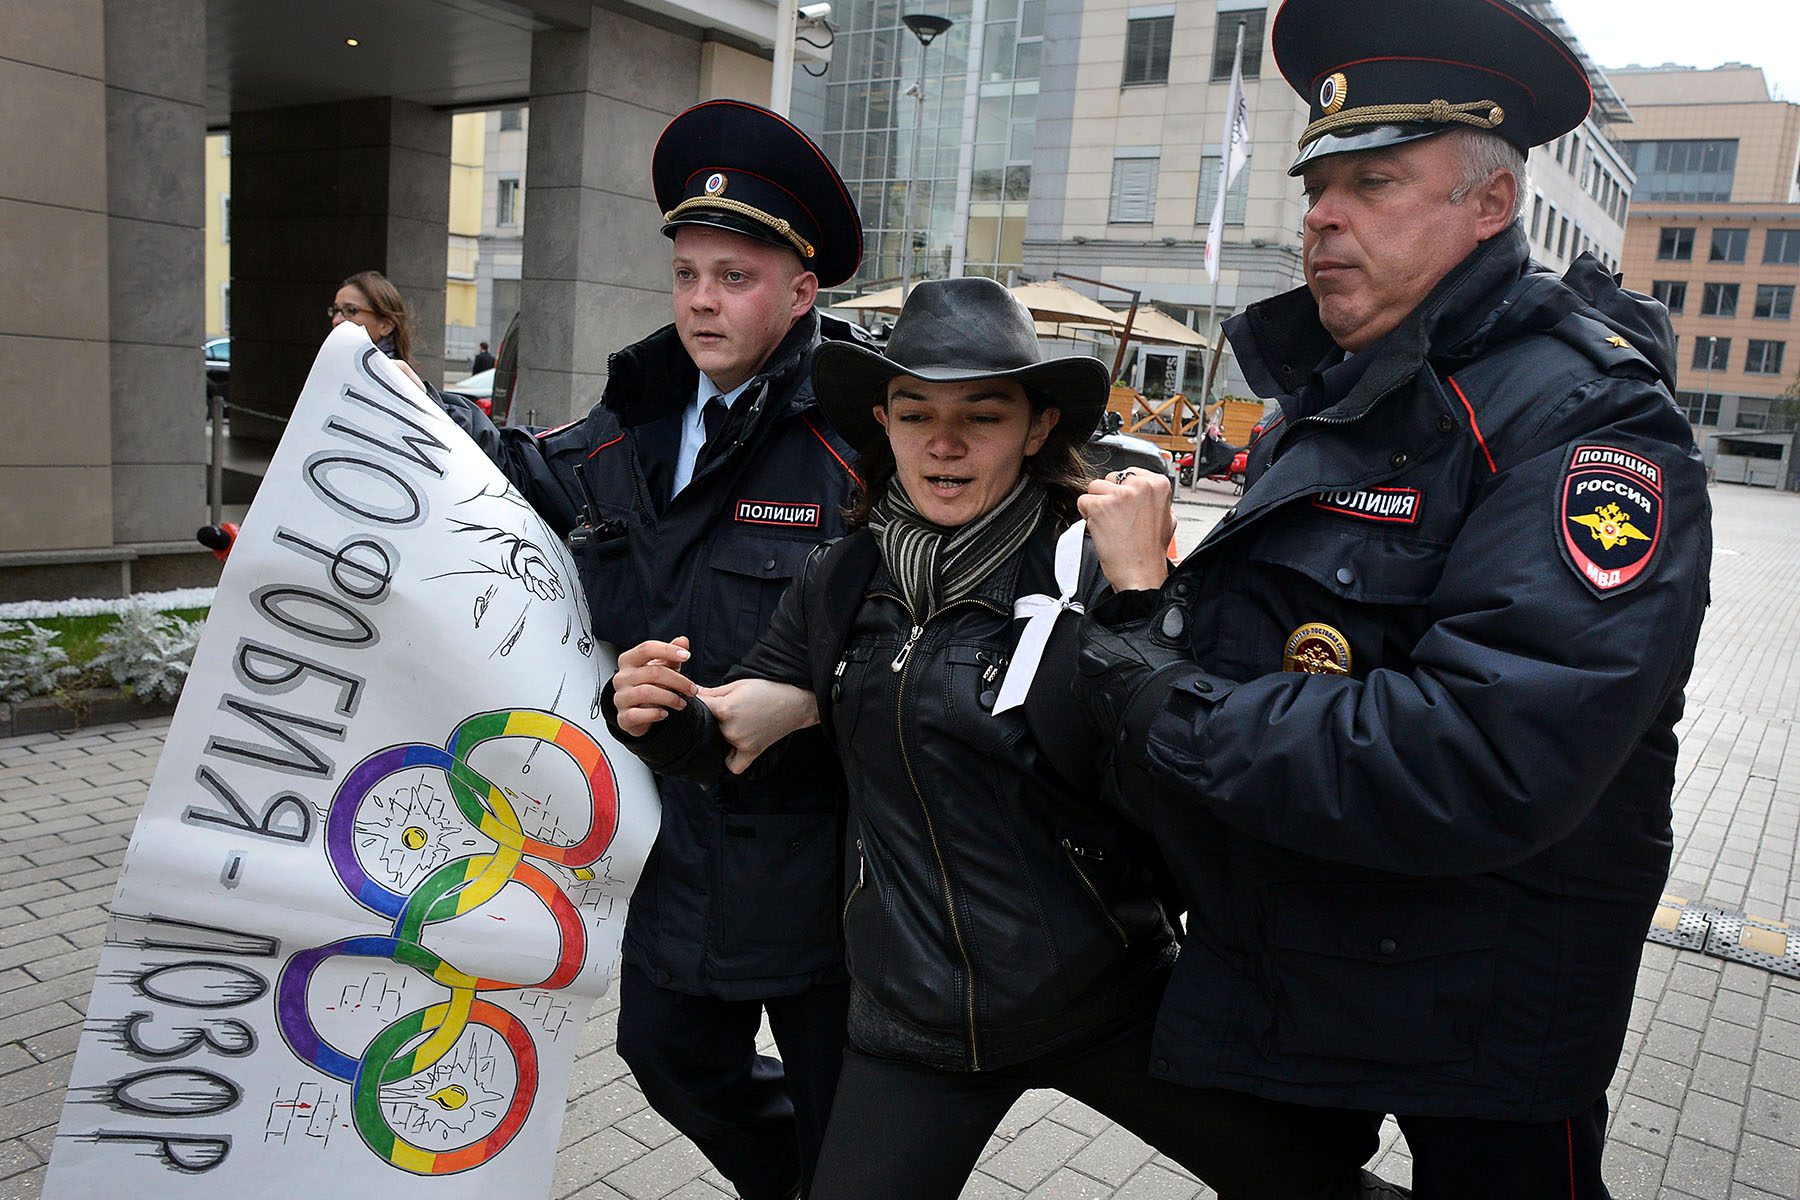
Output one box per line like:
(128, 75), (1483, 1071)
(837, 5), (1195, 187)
(2, 481), (1797, 1199)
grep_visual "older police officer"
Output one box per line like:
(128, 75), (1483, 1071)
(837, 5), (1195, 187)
(1075, 2), (1712, 1196)
(436, 101), (865, 1200)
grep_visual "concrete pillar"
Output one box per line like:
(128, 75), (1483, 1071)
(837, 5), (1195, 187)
(230, 98), (451, 440)
(103, 0), (208, 547)
(519, 7), (704, 424)
(0, 2), (113, 555)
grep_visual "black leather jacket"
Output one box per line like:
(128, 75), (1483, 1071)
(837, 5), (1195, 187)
(617, 519), (1177, 1071)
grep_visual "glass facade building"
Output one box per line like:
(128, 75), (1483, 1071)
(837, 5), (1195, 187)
(797, 0), (1045, 295)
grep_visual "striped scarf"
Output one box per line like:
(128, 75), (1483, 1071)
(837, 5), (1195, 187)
(868, 475), (1046, 621)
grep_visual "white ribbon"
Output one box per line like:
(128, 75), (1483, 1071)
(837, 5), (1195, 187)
(992, 519), (1088, 714)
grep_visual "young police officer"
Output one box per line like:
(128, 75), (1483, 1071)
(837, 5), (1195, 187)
(1075, 2), (1711, 1196)
(437, 100), (865, 1200)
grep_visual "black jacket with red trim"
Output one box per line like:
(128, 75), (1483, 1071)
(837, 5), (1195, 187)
(1105, 227), (1711, 1119)
(436, 309), (866, 998)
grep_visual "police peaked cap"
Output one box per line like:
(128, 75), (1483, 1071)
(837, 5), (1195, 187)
(653, 99), (863, 288)
(1272, 0), (1592, 173)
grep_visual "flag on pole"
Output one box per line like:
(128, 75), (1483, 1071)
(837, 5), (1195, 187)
(1205, 22), (1253, 282)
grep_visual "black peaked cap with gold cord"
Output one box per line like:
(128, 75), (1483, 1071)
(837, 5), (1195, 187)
(1273, 0), (1593, 173)
(653, 99), (863, 288)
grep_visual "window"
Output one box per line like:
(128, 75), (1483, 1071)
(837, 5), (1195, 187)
(221, 283), (230, 333)
(1554, 135), (1565, 165)
(1691, 336), (1730, 371)
(1621, 139), (1737, 201)
(499, 107), (522, 131)
(1700, 283), (1739, 317)
(220, 195), (230, 244)
(1745, 339), (1785, 374)
(1557, 216), (1569, 258)
(1211, 5), (1264, 80)
(1651, 281), (1687, 313)
(1677, 391), (1722, 425)
(1569, 133), (1582, 176)
(1710, 228), (1748, 262)
(497, 177), (520, 226)
(1530, 194), (1544, 241)
(1123, 13), (1174, 86)
(1110, 150), (1160, 224)
(1657, 227), (1694, 261)
(1196, 146), (1250, 225)
(1735, 399), (1774, 429)
(1542, 203), (1557, 248)
(1717, 435), (1784, 458)
(1755, 284), (1794, 320)
(1765, 229), (1800, 264)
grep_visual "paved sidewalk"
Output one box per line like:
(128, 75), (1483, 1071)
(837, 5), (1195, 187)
(2, 482), (1797, 1199)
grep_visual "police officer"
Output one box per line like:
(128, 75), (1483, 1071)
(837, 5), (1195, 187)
(436, 100), (866, 1200)
(1074, 2), (1711, 1197)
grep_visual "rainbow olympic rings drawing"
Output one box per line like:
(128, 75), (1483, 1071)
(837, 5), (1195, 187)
(276, 710), (618, 1174)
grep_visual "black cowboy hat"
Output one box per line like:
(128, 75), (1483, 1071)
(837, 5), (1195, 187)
(812, 277), (1110, 451)
(653, 99), (863, 288)
(1273, 0), (1592, 173)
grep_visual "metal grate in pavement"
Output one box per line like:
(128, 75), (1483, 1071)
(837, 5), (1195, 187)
(1646, 893), (1798, 978)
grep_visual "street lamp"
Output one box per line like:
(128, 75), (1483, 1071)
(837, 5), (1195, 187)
(1702, 334), (1718, 423)
(898, 13), (953, 298)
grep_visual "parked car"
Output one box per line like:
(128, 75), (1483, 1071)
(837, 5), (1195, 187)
(203, 336), (230, 409)
(443, 367), (494, 415)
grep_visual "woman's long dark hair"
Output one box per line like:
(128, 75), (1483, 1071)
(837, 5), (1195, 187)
(843, 387), (1094, 528)
(343, 269), (414, 366)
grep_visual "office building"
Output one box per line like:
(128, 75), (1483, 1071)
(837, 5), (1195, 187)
(1612, 64), (1800, 485)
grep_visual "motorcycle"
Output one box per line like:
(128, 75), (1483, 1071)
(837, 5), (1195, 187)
(1177, 433), (1246, 489)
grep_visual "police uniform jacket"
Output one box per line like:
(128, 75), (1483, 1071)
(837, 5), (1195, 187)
(616, 519), (1178, 1071)
(438, 309), (864, 999)
(1116, 226), (1712, 1120)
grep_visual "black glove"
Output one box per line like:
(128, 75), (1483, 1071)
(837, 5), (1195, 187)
(600, 678), (729, 788)
(1074, 588), (1198, 823)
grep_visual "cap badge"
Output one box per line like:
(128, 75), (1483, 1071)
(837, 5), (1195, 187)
(1320, 72), (1348, 115)
(1605, 335), (1630, 348)
(704, 172), (728, 196)
(1283, 623), (1352, 675)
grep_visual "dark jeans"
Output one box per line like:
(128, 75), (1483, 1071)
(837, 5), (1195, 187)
(810, 1011), (1380, 1200)
(1400, 1094), (1612, 1200)
(616, 961), (849, 1200)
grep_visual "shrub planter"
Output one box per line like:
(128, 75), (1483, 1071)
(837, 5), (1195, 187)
(0, 689), (180, 738)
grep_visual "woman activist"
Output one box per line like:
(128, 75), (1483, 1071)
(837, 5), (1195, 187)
(603, 277), (1379, 1199)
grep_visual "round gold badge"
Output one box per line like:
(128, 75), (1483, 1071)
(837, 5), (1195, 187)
(704, 172), (728, 196)
(1282, 622), (1352, 676)
(1320, 72), (1348, 116)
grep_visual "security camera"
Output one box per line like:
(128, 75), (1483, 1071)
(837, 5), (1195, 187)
(799, 3), (832, 21)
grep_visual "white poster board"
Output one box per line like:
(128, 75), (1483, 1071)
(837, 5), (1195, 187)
(45, 325), (660, 1196)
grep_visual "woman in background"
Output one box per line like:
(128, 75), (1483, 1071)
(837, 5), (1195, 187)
(329, 269), (420, 379)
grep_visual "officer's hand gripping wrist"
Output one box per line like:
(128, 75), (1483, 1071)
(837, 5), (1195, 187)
(1074, 590), (1194, 750)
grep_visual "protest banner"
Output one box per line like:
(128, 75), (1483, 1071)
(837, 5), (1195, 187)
(45, 324), (660, 1197)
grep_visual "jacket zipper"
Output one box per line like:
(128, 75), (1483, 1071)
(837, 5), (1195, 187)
(625, 437), (656, 525)
(874, 588), (1005, 1070)
(842, 837), (865, 922)
(1061, 840), (1129, 947)
(889, 624), (924, 671)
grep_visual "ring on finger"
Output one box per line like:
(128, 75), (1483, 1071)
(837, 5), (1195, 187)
(1113, 469), (1132, 484)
